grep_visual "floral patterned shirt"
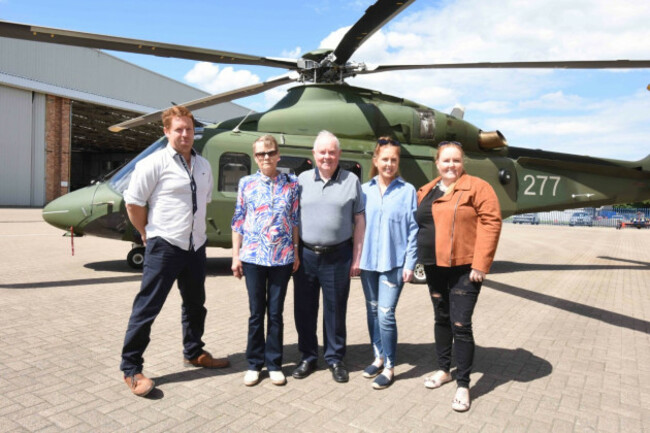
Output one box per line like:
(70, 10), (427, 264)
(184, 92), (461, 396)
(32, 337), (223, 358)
(231, 170), (300, 266)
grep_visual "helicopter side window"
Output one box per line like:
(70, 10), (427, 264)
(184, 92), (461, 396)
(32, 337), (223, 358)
(277, 156), (313, 176)
(339, 160), (362, 180)
(108, 138), (168, 193)
(219, 152), (251, 192)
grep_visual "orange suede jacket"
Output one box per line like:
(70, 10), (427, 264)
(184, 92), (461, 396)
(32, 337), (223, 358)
(417, 173), (502, 273)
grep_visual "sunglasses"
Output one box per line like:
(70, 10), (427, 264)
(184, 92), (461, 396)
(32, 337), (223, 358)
(254, 150), (278, 158)
(438, 141), (462, 148)
(377, 138), (401, 147)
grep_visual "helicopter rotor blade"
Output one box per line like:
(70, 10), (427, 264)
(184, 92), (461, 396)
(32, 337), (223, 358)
(332, 0), (415, 65)
(358, 59), (650, 74)
(0, 20), (298, 70)
(109, 73), (297, 132)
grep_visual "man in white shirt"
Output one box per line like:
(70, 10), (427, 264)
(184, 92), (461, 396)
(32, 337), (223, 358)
(120, 106), (229, 397)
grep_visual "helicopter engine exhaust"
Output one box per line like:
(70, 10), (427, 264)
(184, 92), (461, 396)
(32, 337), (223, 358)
(478, 130), (508, 150)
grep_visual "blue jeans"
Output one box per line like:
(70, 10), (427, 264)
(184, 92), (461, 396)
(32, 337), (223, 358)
(242, 262), (292, 371)
(120, 237), (207, 377)
(293, 244), (352, 365)
(360, 268), (404, 369)
(424, 264), (481, 388)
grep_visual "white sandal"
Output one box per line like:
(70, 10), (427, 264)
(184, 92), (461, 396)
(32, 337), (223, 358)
(451, 387), (471, 412)
(424, 370), (452, 389)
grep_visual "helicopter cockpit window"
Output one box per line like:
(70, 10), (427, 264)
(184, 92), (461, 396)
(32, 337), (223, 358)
(276, 156), (313, 176)
(108, 137), (168, 194)
(219, 152), (251, 192)
(339, 160), (362, 180)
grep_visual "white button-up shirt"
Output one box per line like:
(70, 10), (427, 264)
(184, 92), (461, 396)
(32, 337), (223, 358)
(124, 143), (213, 251)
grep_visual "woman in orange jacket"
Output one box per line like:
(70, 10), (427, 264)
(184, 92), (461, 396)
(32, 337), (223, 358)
(415, 141), (502, 412)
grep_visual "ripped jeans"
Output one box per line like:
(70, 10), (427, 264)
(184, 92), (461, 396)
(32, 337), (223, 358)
(360, 267), (404, 369)
(424, 264), (481, 388)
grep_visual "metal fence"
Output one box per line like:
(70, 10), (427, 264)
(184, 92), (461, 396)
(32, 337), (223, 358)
(506, 207), (650, 228)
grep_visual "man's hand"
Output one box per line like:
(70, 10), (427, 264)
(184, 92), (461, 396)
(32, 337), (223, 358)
(349, 261), (361, 278)
(403, 269), (414, 283)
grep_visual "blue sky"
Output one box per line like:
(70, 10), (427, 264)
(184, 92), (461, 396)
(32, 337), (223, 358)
(2, 0), (649, 160)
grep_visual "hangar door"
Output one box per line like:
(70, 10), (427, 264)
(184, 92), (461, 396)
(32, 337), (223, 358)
(0, 86), (46, 206)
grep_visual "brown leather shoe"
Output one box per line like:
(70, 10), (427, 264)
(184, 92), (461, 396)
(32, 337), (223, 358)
(124, 373), (155, 397)
(184, 350), (230, 369)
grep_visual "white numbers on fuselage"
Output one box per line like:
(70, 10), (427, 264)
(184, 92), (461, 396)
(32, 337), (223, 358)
(522, 175), (561, 196)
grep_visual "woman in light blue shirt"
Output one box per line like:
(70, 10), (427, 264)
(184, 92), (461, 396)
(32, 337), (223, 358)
(359, 137), (418, 390)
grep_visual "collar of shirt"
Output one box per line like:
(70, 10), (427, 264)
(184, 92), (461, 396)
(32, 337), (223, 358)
(256, 169), (284, 184)
(368, 175), (405, 193)
(313, 166), (341, 183)
(165, 143), (196, 164)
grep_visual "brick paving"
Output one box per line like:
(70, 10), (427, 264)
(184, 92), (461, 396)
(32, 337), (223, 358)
(0, 208), (648, 432)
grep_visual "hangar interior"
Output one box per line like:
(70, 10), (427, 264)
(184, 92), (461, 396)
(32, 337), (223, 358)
(69, 101), (163, 190)
(0, 37), (249, 207)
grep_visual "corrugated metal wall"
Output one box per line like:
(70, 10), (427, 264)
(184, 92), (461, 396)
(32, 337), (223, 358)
(0, 87), (46, 206)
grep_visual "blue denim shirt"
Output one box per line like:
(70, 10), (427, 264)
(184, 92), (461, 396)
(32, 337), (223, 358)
(360, 176), (419, 272)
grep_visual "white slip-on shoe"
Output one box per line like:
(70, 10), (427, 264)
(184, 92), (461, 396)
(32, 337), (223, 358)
(269, 370), (287, 386)
(244, 370), (260, 386)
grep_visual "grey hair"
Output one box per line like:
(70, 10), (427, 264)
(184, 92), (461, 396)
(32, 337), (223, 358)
(313, 130), (340, 150)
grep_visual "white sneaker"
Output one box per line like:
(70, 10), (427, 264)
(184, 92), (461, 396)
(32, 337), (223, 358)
(244, 370), (260, 386)
(269, 370), (286, 386)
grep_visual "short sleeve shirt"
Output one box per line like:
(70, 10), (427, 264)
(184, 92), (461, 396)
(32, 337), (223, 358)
(298, 167), (364, 246)
(124, 144), (213, 251)
(231, 171), (300, 266)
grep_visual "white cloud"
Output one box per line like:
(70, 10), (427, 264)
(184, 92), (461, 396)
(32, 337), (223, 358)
(184, 62), (261, 95)
(281, 47), (302, 59)
(180, 0), (650, 160)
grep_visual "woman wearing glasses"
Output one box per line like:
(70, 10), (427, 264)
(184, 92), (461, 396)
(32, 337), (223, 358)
(359, 137), (419, 390)
(416, 141), (502, 411)
(231, 135), (300, 387)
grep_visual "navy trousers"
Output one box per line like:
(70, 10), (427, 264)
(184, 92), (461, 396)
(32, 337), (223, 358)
(242, 262), (292, 372)
(293, 244), (352, 365)
(120, 237), (207, 377)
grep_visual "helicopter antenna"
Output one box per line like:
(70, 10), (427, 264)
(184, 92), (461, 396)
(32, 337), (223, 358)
(232, 109), (256, 133)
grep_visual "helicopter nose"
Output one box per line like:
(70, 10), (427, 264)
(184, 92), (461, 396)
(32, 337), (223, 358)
(42, 185), (97, 233)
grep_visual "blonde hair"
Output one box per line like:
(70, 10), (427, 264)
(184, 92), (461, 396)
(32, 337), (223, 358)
(252, 134), (278, 151)
(369, 136), (401, 180)
(435, 141), (465, 196)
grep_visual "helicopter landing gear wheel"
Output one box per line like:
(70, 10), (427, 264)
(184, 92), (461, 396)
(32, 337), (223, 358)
(127, 246), (145, 269)
(412, 263), (427, 284)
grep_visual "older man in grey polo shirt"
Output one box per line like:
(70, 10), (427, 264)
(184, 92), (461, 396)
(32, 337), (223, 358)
(292, 130), (365, 383)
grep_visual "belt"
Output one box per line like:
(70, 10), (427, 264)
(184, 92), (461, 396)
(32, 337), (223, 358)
(301, 239), (352, 255)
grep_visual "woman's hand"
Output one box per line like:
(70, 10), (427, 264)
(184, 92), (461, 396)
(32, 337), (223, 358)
(403, 269), (414, 283)
(231, 258), (243, 279)
(469, 269), (485, 283)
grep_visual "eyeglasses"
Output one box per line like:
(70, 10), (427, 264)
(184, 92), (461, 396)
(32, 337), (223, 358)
(254, 150), (278, 158)
(377, 138), (401, 147)
(438, 141), (462, 148)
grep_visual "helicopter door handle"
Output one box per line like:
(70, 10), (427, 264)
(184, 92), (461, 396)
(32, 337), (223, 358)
(207, 218), (221, 235)
(93, 201), (115, 212)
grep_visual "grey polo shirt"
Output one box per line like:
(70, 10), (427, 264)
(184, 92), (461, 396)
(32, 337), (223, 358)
(298, 167), (364, 246)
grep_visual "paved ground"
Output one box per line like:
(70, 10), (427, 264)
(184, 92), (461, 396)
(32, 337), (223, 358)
(0, 208), (648, 432)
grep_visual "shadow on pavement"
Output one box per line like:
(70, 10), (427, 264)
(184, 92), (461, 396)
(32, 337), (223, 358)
(484, 280), (650, 334)
(491, 257), (649, 274)
(148, 342), (550, 404)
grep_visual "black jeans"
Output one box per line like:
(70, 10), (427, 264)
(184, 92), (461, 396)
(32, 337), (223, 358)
(424, 264), (481, 388)
(120, 237), (207, 377)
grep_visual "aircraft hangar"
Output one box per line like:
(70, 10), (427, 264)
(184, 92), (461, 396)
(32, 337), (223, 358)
(0, 37), (250, 207)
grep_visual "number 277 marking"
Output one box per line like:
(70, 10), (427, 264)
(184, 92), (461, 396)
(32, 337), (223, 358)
(523, 175), (561, 196)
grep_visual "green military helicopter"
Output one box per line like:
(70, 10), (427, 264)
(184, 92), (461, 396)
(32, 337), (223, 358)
(1, 0), (649, 280)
